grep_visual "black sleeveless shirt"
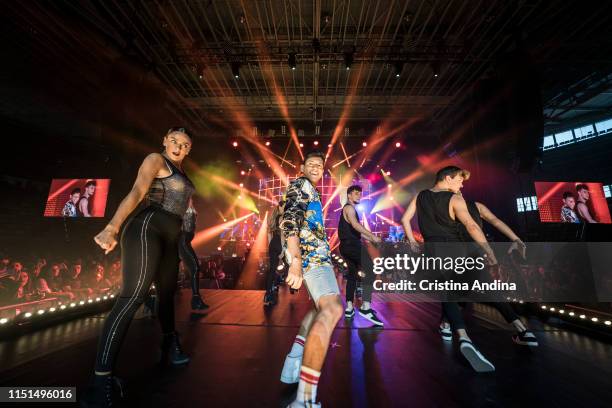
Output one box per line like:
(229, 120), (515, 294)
(416, 189), (462, 242)
(338, 204), (361, 246)
(146, 156), (195, 218)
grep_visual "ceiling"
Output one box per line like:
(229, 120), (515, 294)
(1, 0), (612, 138)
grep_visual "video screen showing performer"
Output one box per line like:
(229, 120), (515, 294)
(44, 179), (110, 217)
(534, 181), (611, 224)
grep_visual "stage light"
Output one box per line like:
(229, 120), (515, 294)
(344, 51), (353, 70)
(217, 246), (222, 251)
(96, 297), (101, 302)
(299, 143), (304, 148)
(362, 141), (368, 147)
(88, 299), (93, 303)
(60, 305), (67, 310)
(388, 184), (392, 188)
(288, 52), (297, 70)
(239, 183), (244, 187)
(395, 142), (401, 148)
(431, 61), (440, 78)
(328, 144), (332, 148)
(231, 61), (241, 78)
(314, 141), (319, 146)
(240, 170), (246, 175)
(265, 141), (270, 146)
(605, 321), (611, 326)
(233, 141), (238, 147)
(70, 303), (76, 308)
(111, 294), (115, 298)
(79, 301), (85, 305)
(550, 308), (555, 311)
(541, 305), (547, 309)
(569, 312), (575, 316)
(25, 312), (32, 318)
(37, 310), (45, 315)
(103, 296), (108, 300)
(559, 310), (565, 314)
(49, 307), (56, 312)
(592, 317), (599, 322)
(0, 318), (8, 324)
(580, 314), (586, 319)
(238, 195), (243, 199)
(386, 171), (391, 176)
(394, 61), (404, 77)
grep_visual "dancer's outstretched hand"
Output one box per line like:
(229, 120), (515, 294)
(285, 261), (303, 290)
(94, 227), (118, 254)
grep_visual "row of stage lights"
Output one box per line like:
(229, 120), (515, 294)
(0, 294), (117, 329)
(232, 141), (402, 149)
(505, 297), (612, 329)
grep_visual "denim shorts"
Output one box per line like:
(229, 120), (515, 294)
(303, 263), (340, 306)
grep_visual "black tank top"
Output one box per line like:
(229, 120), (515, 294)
(416, 189), (462, 242)
(458, 200), (483, 242)
(77, 195), (93, 217)
(338, 204), (361, 245)
(146, 156), (195, 218)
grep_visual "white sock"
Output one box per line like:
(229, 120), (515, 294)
(289, 335), (305, 357)
(361, 301), (371, 310)
(346, 301), (353, 311)
(297, 365), (320, 403)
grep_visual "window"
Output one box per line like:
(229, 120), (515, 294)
(554, 130), (574, 146)
(543, 135), (556, 150)
(542, 116), (611, 151)
(517, 196), (538, 213)
(517, 198), (525, 213)
(594, 118), (612, 135)
(574, 124), (595, 140)
(604, 185), (611, 198)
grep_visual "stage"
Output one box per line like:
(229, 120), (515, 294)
(1, 286), (611, 408)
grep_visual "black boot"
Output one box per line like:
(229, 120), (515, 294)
(191, 294), (209, 310)
(80, 374), (124, 408)
(160, 331), (190, 366)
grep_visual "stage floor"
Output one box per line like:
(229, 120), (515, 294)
(1, 285), (611, 408)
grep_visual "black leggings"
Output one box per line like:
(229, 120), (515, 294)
(266, 234), (282, 292)
(179, 231), (200, 296)
(95, 206), (182, 372)
(340, 244), (373, 303)
(442, 302), (519, 331)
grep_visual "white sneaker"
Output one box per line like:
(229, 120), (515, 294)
(280, 353), (302, 384)
(287, 400), (321, 408)
(459, 339), (495, 373)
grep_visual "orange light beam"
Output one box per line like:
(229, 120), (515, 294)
(192, 213), (255, 248)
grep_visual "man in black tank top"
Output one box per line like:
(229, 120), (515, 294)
(77, 180), (96, 217)
(401, 166), (497, 372)
(455, 196), (538, 347)
(339, 185), (383, 326)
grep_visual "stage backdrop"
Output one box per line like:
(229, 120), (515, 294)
(44, 179), (110, 217)
(535, 181), (611, 224)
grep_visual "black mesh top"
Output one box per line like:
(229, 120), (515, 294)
(146, 156), (195, 218)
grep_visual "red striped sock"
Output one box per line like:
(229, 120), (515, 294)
(297, 366), (320, 403)
(289, 335), (305, 356)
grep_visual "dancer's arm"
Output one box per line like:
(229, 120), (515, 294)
(451, 195), (497, 265)
(400, 195), (420, 251)
(280, 178), (308, 289)
(476, 201), (526, 258)
(94, 153), (164, 253)
(344, 205), (380, 243)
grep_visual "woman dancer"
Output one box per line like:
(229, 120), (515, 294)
(264, 201), (284, 306)
(82, 127), (195, 408)
(180, 199), (209, 310)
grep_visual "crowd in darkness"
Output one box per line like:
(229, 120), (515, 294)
(0, 254), (121, 307)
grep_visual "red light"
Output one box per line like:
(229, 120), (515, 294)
(362, 142), (367, 147)
(395, 142), (401, 148)
(265, 141), (270, 146)
(328, 144), (332, 148)
(314, 141), (319, 146)
(233, 141), (238, 147)
(299, 143), (304, 148)
(217, 247), (222, 251)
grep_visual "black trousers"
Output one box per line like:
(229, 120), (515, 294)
(179, 231), (201, 296)
(95, 206), (181, 372)
(266, 234), (282, 292)
(340, 243), (373, 303)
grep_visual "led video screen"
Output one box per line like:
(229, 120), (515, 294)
(534, 181), (611, 224)
(44, 179), (110, 217)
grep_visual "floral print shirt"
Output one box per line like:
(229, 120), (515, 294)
(280, 177), (332, 272)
